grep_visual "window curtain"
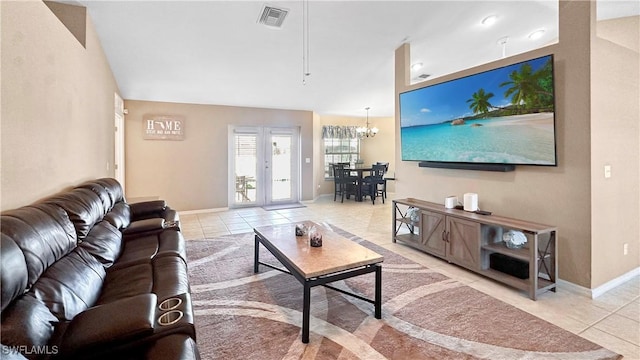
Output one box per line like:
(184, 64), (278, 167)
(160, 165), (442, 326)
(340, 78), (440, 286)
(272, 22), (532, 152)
(322, 125), (358, 139)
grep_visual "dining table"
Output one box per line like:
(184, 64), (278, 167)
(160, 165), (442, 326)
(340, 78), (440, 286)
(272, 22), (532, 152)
(344, 165), (373, 202)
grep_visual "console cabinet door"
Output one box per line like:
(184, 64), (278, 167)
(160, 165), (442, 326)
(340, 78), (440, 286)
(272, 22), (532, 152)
(446, 217), (481, 270)
(421, 211), (446, 257)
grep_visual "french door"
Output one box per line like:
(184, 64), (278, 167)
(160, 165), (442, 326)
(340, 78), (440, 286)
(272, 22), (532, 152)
(229, 126), (300, 208)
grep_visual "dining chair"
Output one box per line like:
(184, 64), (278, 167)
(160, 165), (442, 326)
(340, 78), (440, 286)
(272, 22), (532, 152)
(332, 164), (357, 203)
(359, 177), (376, 204)
(365, 164), (387, 203)
(375, 162), (390, 200)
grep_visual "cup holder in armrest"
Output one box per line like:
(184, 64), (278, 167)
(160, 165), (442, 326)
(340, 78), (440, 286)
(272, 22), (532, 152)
(158, 297), (182, 311)
(158, 310), (183, 326)
(152, 294), (195, 339)
(164, 220), (179, 229)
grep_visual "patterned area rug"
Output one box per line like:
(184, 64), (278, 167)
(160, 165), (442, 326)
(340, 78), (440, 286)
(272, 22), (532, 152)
(186, 224), (621, 360)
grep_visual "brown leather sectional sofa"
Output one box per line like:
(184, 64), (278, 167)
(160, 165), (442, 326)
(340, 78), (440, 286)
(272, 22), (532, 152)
(0, 178), (200, 360)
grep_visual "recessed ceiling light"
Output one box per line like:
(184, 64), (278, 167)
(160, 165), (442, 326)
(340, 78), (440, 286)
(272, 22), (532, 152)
(411, 62), (423, 71)
(481, 15), (497, 26)
(528, 29), (545, 40)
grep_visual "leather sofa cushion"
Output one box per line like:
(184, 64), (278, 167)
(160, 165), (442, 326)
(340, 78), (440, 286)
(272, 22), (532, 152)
(0, 295), (58, 359)
(98, 263), (153, 304)
(79, 220), (122, 268)
(153, 256), (190, 302)
(61, 294), (156, 358)
(98, 256), (188, 305)
(1, 235), (28, 311)
(111, 229), (186, 271)
(0, 204), (76, 288)
(46, 188), (105, 241)
(116, 236), (160, 267)
(104, 202), (131, 230)
(146, 335), (201, 360)
(30, 247), (105, 321)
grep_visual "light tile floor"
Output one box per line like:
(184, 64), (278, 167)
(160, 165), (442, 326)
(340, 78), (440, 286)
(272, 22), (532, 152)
(180, 195), (640, 359)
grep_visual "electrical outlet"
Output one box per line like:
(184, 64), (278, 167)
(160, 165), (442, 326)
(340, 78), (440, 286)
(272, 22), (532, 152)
(604, 165), (611, 178)
(623, 243), (629, 255)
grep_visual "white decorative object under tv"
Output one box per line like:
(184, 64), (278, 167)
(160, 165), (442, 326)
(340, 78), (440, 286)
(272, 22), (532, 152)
(503, 230), (527, 249)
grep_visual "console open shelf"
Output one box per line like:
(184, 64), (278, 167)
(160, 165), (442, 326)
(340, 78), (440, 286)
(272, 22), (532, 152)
(393, 198), (557, 300)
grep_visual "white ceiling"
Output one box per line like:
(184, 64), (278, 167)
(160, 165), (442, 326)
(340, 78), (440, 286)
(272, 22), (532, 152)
(76, 0), (638, 117)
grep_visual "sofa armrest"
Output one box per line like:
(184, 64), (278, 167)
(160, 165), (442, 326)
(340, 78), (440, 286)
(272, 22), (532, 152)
(123, 218), (166, 237)
(130, 200), (167, 220)
(61, 294), (157, 357)
(163, 209), (180, 227)
(145, 335), (200, 360)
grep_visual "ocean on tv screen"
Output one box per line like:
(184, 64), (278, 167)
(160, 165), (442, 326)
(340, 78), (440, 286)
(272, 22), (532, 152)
(401, 113), (556, 165)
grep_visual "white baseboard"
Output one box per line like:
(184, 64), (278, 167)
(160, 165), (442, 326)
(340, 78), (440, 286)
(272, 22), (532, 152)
(558, 267), (640, 299)
(557, 279), (593, 298)
(591, 267), (640, 298)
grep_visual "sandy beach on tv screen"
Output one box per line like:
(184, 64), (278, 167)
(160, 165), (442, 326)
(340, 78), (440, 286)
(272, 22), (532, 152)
(485, 112), (554, 131)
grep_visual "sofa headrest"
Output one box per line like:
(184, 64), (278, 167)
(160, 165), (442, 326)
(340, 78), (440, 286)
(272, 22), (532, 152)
(103, 202), (131, 230)
(0, 203), (77, 289)
(44, 188), (105, 241)
(0, 295), (58, 357)
(29, 246), (105, 321)
(1, 234), (28, 312)
(76, 180), (114, 214)
(93, 178), (125, 204)
(79, 220), (123, 268)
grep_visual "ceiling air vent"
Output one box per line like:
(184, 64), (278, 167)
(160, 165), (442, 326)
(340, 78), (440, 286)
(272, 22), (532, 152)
(257, 4), (289, 28)
(412, 73), (431, 83)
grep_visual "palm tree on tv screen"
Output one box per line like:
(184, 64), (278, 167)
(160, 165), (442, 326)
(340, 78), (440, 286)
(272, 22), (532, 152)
(500, 59), (554, 113)
(466, 88), (495, 117)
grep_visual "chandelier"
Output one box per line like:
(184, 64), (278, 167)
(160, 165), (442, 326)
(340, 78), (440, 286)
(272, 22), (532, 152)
(357, 107), (378, 138)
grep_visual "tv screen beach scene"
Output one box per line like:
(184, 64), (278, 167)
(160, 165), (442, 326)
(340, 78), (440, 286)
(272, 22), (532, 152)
(400, 55), (556, 165)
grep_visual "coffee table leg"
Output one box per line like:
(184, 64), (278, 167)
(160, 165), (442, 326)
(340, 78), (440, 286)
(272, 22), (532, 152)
(254, 235), (259, 273)
(302, 282), (311, 343)
(375, 264), (382, 319)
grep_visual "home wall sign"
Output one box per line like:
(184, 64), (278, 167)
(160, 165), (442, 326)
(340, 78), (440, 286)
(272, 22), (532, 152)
(143, 115), (185, 140)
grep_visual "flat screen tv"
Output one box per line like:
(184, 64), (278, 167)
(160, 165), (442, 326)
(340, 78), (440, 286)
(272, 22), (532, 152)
(399, 54), (557, 168)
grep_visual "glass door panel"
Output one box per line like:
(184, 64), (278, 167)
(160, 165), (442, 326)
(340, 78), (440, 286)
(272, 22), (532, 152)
(269, 134), (292, 202)
(231, 131), (259, 206)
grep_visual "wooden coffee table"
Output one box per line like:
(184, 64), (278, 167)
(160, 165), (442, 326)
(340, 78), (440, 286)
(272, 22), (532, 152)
(253, 221), (384, 343)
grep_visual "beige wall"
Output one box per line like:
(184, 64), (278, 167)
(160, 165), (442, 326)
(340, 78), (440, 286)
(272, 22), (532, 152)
(123, 100), (314, 211)
(316, 115), (396, 196)
(591, 15), (640, 287)
(394, 2), (639, 288)
(1, 1), (119, 211)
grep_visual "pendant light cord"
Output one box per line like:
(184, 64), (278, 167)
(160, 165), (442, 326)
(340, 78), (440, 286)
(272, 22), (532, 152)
(302, 0), (310, 85)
